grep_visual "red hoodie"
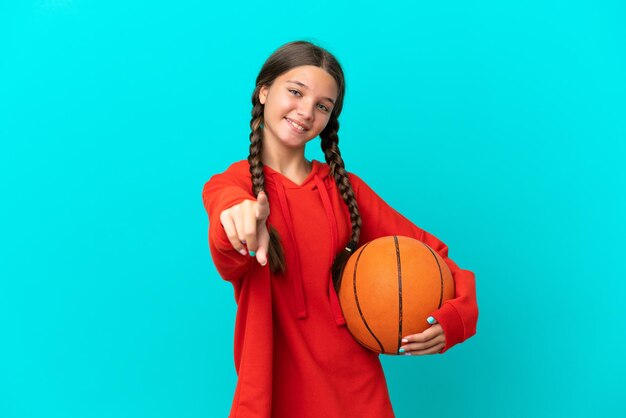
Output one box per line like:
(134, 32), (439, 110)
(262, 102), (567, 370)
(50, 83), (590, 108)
(202, 159), (478, 418)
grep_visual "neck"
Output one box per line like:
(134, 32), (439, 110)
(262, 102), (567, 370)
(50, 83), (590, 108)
(261, 147), (311, 177)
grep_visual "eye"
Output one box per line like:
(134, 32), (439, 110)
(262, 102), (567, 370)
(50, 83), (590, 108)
(318, 103), (330, 112)
(288, 88), (301, 96)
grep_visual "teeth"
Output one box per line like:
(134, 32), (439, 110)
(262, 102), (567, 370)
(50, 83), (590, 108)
(287, 118), (305, 131)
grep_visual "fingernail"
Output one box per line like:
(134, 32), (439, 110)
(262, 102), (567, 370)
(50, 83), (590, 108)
(398, 348), (405, 353)
(427, 316), (436, 324)
(241, 240), (247, 244)
(239, 249), (247, 256)
(260, 260), (267, 266)
(249, 251), (256, 257)
(402, 338), (408, 343)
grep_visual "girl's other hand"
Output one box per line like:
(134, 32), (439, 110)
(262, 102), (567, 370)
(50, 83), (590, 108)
(219, 191), (271, 266)
(398, 317), (446, 355)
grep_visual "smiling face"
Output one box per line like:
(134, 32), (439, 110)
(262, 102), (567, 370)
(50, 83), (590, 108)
(259, 65), (338, 154)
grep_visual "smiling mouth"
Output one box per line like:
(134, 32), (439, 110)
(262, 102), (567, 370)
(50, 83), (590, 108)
(285, 117), (309, 132)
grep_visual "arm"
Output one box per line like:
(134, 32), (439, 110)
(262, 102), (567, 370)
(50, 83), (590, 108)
(349, 173), (479, 353)
(202, 171), (255, 283)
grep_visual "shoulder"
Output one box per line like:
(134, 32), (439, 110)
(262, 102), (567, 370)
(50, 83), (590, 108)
(223, 159), (250, 177)
(208, 159), (250, 181)
(345, 169), (386, 204)
(316, 160), (367, 192)
(346, 169), (369, 192)
(203, 159), (252, 193)
(347, 170), (364, 183)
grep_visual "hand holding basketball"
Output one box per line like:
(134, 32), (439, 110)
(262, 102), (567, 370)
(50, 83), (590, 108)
(399, 317), (446, 355)
(338, 236), (454, 355)
(219, 191), (270, 266)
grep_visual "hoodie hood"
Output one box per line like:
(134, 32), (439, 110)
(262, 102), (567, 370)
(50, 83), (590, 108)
(261, 160), (347, 327)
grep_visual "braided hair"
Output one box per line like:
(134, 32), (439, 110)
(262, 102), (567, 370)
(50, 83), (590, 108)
(248, 40), (360, 292)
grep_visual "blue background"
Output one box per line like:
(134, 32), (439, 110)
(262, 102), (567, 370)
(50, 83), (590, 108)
(1, 1), (624, 417)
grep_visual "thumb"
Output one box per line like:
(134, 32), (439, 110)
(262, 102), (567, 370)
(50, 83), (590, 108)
(255, 218), (270, 266)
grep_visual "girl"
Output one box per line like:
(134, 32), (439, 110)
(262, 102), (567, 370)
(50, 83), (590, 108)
(202, 40), (478, 418)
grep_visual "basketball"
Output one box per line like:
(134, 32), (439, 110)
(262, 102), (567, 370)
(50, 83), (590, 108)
(338, 235), (455, 355)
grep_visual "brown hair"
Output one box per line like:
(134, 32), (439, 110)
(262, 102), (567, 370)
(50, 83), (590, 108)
(248, 40), (361, 292)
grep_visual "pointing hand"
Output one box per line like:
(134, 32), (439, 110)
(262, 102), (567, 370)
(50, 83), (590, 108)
(219, 191), (271, 266)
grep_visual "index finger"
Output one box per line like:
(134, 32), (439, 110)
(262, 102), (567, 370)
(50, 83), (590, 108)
(242, 206), (259, 254)
(256, 191), (270, 220)
(403, 324), (442, 343)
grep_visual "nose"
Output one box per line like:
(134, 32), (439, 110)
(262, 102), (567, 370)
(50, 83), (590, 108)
(297, 99), (315, 120)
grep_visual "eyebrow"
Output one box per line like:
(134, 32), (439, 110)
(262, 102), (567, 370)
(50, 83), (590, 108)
(286, 80), (336, 105)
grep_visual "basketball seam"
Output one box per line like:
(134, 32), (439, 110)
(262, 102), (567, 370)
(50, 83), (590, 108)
(394, 236), (403, 354)
(420, 241), (445, 309)
(353, 241), (386, 353)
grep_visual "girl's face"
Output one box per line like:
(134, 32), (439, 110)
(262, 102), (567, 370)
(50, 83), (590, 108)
(259, 65), (338, 153)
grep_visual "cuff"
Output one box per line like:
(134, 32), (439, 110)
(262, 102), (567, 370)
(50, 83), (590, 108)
(431, 302), (465, 354)
(212, 218), (236, 252)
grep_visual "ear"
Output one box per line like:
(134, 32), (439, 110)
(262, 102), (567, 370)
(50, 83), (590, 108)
(259, 85), (268, 105)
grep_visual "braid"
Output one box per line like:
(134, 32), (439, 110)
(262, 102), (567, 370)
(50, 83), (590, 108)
(248, 87), (286, 274)
(320, 116), (362, 292)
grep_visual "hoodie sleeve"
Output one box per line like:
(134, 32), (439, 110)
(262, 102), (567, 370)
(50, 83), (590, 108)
(348, 172), (478, 354)
(202, 169), (255, 284)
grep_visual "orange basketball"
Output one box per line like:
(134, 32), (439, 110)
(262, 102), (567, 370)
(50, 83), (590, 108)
(338, 235), (455, 355)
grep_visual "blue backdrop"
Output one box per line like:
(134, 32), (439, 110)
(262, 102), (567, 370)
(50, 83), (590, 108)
(1, 1), (624, 417)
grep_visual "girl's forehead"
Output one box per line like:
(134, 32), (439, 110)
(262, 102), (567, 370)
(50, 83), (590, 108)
(278, 65), (338, 98)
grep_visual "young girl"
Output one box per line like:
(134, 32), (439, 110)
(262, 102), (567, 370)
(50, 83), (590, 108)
(202, 40), (478, 418)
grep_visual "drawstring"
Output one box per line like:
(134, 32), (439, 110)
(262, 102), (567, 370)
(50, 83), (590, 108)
(272, 173), (307, 319)
(313, 175), (347, 327)
(270, 172), (347, 327)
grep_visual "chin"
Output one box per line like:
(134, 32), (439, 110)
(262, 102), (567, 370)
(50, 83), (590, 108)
(280, 132), (317, 146)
